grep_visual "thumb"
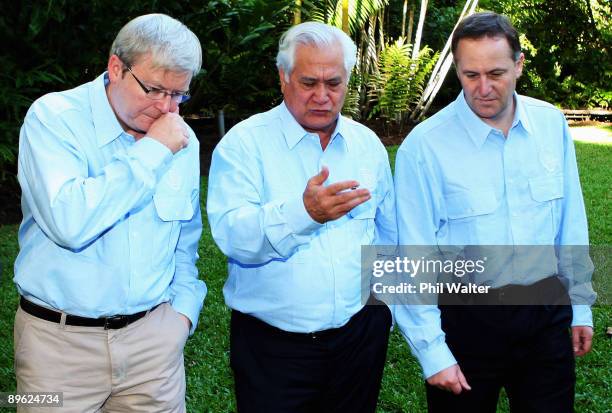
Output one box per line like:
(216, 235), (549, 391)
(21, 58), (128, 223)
(457, 367), (471, 391)
(310, 166), (329, 186)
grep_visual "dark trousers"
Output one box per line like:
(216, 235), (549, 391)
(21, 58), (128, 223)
(230, 303), (392, 413)
(426, 304), (575, 413)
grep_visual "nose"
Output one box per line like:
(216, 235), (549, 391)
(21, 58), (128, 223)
(478, 77), (492, 96)
(155, 94), (174, 113)
(312, 83), (330, 105)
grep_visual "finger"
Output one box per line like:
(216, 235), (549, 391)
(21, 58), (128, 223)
(457, 368), (471, 391)
(577, 335), (593, 356)
(450, 381), (463, 395)
(583, 335), (593, 352)
(309, 166), (330, 187)
(325, 180), (361, 195)
(330, 188), (370, 205)
(330, 194), (371, 218)
(572, 331), (581, 354)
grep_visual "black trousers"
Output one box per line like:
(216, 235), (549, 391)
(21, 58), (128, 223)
(426, 304), (575, 413)
(230, 303), (392, 413)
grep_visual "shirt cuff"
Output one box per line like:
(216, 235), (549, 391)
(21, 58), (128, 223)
(571, 304), (592, 327)
(416, 341), (458, 379)
(130, 137), (173, 177)
(281, 195), (323, 236)
(170, 283), (207, 336)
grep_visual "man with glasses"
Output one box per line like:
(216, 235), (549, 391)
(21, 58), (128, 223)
(14, 13), (206, 412)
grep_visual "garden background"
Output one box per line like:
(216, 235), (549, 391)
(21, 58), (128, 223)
(0, 1), (610, 411)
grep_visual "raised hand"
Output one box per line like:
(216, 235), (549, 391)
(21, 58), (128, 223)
(147, 112), (190, 154)
(303, 166), (371, 223)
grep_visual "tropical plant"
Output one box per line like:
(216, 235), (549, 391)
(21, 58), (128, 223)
(368, 37), (437, 132)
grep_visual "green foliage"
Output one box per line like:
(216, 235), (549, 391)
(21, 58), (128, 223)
(480, 0), (611, 109)
(369, 38), (438, 129)
(341, 69), (363, 119)
(304, 0), (389, 36)
(186, 0), (294, 116)
(0, 0), (295, 182)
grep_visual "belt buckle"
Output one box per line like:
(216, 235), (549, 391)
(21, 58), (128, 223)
(104, 315), (128, 330)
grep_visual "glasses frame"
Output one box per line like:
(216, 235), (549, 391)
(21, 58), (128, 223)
(122, 61), (191, 104)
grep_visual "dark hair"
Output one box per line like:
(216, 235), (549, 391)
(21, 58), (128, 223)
(451, 12), (521, 61)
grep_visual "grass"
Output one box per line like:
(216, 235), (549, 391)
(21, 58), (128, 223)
(0, 133), (610, 412)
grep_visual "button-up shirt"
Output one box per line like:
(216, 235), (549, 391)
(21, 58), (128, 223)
(15, 73), (206, 334)
(393, 92), (594, 378)
(207, 102), (397, 333)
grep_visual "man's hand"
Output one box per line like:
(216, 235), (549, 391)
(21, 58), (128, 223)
(572, 326), (593, 356)
(303, 166), (371, 223)
(147, 112), (190, 154)
(426, 364), (471, 395)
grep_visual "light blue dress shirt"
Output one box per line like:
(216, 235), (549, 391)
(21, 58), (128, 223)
(207, 102), (397, 333)
(393, 92), (594, 378)
(15, 73), (206, 334)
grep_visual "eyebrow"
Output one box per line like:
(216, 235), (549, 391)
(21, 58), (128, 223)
(462, 68), (508, 75)
(299, 76), (343, 83)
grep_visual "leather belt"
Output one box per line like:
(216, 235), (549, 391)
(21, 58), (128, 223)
(20, 297), (158, 329)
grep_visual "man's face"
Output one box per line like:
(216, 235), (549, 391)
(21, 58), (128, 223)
(454, 36), (524, 127)
(279, 43), (348, 135)
(107, 54), (191, 134)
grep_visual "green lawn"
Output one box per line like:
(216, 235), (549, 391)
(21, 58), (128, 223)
(0, 139), (609, 412)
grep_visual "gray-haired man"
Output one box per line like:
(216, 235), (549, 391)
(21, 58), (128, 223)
(15, 14), (206, 412)
(207, 22), (397, 412)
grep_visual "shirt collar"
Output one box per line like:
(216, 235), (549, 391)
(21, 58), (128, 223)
(512, 93), (533, 135)
(90, 72), (126, 147)
(278, 101), (348, 151)
(455, 91), (531, 148)
(454, 91), (495, 149)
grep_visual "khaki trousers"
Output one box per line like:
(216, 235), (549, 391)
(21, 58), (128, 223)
(14, 302), (189, 413)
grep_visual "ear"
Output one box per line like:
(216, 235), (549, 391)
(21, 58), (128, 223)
(278, 68), (288, 93)
(107, 54), (124, 83)
(515, 52), (525, 78)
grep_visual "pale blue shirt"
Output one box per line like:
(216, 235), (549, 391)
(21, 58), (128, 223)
(394, 92), (594, 378)
(15, 73), (206, 334)
(207, 102), (397, 333)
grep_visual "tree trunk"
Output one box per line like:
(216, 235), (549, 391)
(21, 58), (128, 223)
(293, 0), (301, 25)
(407, 5), (414, 43)
(401, 0), (408, 37)
(342, 0), (350, 34)
(411, 0), (428, 60)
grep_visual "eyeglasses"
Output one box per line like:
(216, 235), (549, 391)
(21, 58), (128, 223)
(124, 64), (190, 104)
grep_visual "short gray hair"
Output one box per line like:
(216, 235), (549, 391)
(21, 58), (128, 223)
(276, 22), (357, 84)
(110, 14), (202, 77)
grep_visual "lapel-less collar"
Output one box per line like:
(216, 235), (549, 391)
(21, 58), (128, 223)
(455, 91), (494, 149)
(279, 101), (350, 152)
(91, 72), (127, 148)
(512, 93), (533, 136)
(455, 91), (532, 148)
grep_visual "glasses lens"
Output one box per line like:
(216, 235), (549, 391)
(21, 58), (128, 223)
(147, 90), (166, 100)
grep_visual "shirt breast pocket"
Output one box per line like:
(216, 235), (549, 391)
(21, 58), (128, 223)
(347, 196), (377, 244)
(152, 192), (194, 269)
(445, 189), (500, 244)
(528, 174), (564, 243)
